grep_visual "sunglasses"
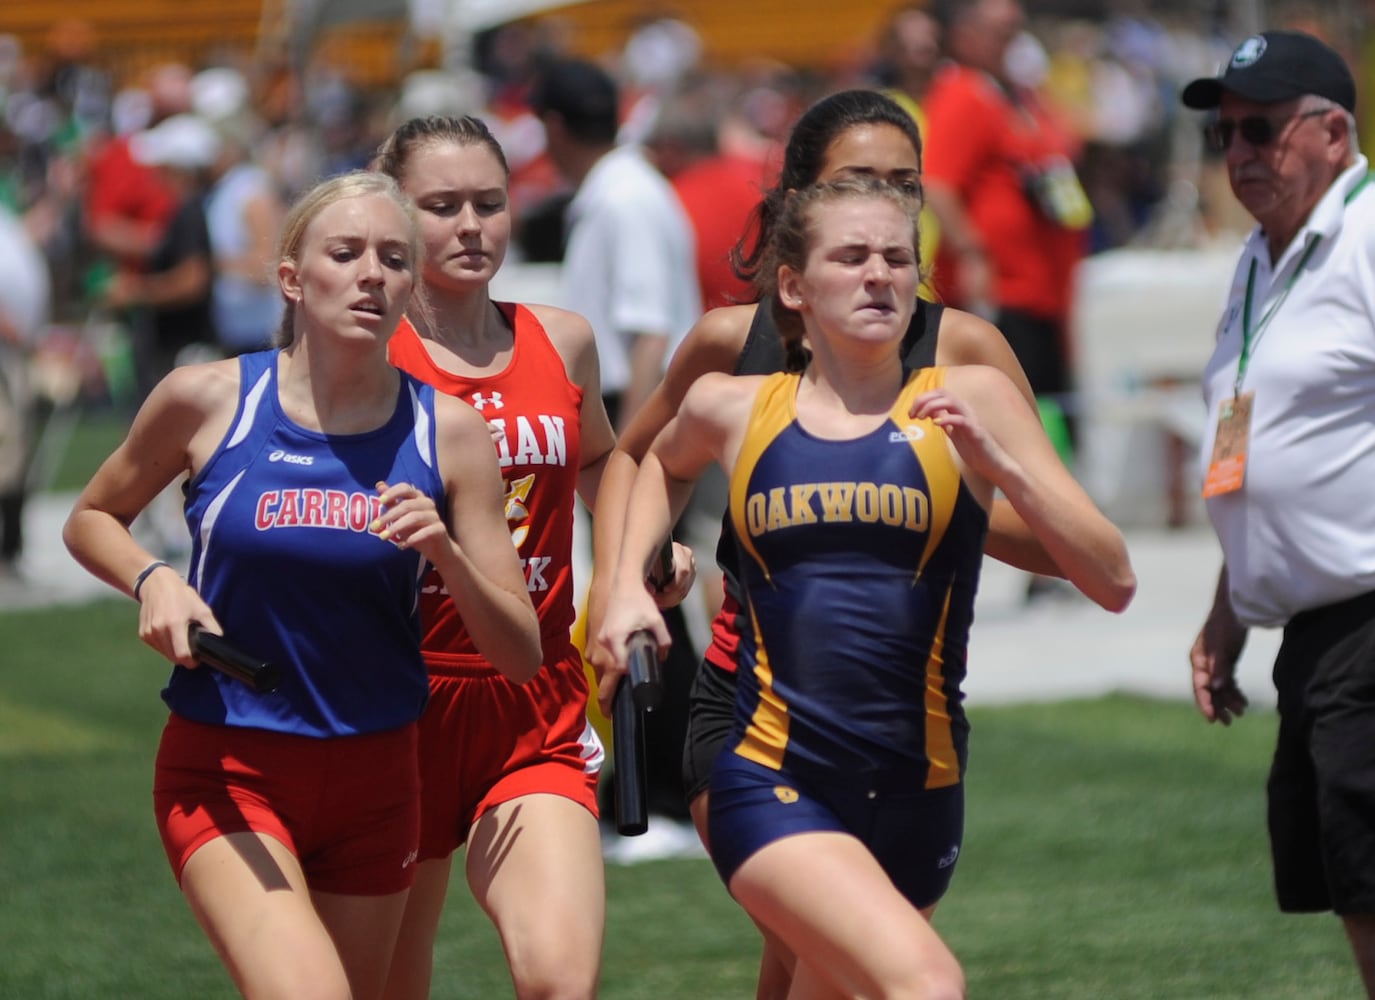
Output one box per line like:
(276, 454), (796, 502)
(1203, 109), (1330, 152)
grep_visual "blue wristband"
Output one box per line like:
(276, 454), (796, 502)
(132, 560), (173, 602)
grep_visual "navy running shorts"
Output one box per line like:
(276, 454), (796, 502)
(707, 751), (964, 910)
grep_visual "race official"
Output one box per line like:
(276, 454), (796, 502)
(1184, 30), (1375, 998)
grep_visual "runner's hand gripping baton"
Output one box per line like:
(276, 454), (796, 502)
(188, 623), (283, 694)
(612, 542), (673, 836)
(613, 630), (658, 836)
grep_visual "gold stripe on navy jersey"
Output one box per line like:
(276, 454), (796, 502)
(729, 375), (796, 583)
(735, 594), (790, 771)
(726, 368), (988, 789)
(923, 578), (959, 789)
(892, 372), (961, 579)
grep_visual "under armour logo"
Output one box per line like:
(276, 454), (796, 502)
(471, 391), (504, 410)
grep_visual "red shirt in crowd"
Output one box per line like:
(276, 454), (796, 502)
(923, 64), (1087, 325)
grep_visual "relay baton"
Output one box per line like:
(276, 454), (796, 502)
(613, 630), (658, 836)
(611, 540), (676, 835)
(625, 624), (664, 713)
(649, 537), (675, 593)
(188, 623), (283, 694)
(628, 539), (674, 712)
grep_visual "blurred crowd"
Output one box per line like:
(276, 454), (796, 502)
(0, 0), (1364, 576)
(0, 6), (1261, 320)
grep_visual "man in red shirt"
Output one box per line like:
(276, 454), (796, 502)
(645, 82), (776, 310)
(83, 63), (192, 273)
(922, 0), (1090, 440)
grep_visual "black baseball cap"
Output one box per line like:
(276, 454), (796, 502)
(1181, 31), (1356, 112)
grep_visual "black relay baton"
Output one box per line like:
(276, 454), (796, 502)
(612, 630), (658, 836)
(188, 623), (283, 694)
(629, 540), (673, 711)
(611, 541), (674, 836)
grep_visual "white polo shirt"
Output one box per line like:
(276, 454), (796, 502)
(560, 144), (701, 396)
(1200, 157), (1375, 627)
(0, 205), (49, 343)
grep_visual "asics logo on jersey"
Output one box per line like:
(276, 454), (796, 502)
(268, 450), (315, 466)
(401, 848), (418, 870)
(889, 426), (925, 443)
(471, 391), (504, 410)
(937, 845), (960, 869)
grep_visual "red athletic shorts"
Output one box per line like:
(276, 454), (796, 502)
(153, 714), (421, 895)
(416, 641), (603, 861)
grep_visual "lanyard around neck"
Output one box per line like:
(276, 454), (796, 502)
(1235, 171), (1374, 396)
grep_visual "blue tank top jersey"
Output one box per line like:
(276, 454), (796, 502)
(164, 349), (444, 737)
(727, 367), (988, 790)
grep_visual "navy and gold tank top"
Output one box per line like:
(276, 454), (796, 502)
(727, 366), (987, 790)
(706, 300), (944, 673)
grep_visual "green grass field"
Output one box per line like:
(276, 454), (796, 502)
(0, 599), (1358, 998)
(43, 407), (129, 494)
